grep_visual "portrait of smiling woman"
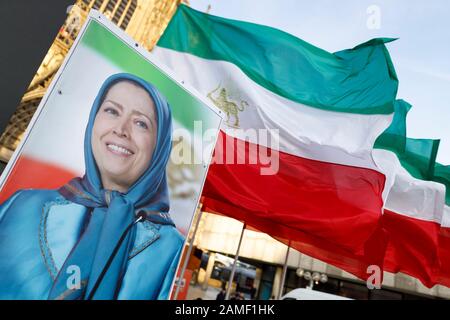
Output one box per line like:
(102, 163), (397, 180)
(0, 73), (185, 300)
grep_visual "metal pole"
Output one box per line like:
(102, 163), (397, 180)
(225, 223), (245, 300)
(173, 204), (203, 300)
(277, 242), (290, 300)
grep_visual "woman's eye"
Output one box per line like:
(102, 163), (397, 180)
(104, 107), (119, 116)
(135, 120), (148, 129)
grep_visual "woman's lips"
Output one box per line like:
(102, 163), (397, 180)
(106, 143), (134, 157)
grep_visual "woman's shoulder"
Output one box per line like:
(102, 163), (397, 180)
(129, 221), (185, 263)
(157, 223), (186, 249)
(2, 188), (62, 205)
(0, 188), (66, 216)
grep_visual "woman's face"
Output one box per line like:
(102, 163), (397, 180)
(91, 81), (157, 193)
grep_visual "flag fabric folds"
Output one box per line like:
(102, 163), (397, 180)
(153, 4), (450, 287)
(373, 100), (448, 287)
(153, 4), (398, 281)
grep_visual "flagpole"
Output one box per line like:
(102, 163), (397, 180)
(277, 241), (291, 300)
(173, 204), (203, 300)
(225, 223), (245, 300)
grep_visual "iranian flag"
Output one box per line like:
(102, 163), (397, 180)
(435, 163), (450, 287)
(152, 5), (399, 280)
(373, 100), (450, 288)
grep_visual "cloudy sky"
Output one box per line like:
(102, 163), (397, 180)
(190, 0), (450, 164)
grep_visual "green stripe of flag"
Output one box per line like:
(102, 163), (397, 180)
(375, 100), (440, 181)
(401, 138), (440, 180)
(434, 163), (450, 205)
(157, 4), (398, 115)
(375, 100), (450, 206)
(375, 100), (411, 149)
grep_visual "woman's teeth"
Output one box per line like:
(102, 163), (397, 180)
(107, 144), (133, 155)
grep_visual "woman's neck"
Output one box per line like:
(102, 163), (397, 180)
(101, 178), (129, 194)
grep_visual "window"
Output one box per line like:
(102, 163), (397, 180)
(120, 0), (137, 30)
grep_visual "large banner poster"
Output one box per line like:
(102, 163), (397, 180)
(0, 10), (221, 300)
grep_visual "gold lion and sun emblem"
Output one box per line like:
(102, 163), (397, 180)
(207, 84), (248, 128)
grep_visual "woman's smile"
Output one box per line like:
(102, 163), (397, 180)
(105, 142), (135, 157)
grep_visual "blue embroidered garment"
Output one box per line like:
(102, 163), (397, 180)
(0, 73), (184, 300)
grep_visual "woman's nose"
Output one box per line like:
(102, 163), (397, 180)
(113, 119), (130, 138)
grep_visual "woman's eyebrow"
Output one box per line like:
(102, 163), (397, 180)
(104, 99), (154, 125)
(104, 99), (123, 110)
